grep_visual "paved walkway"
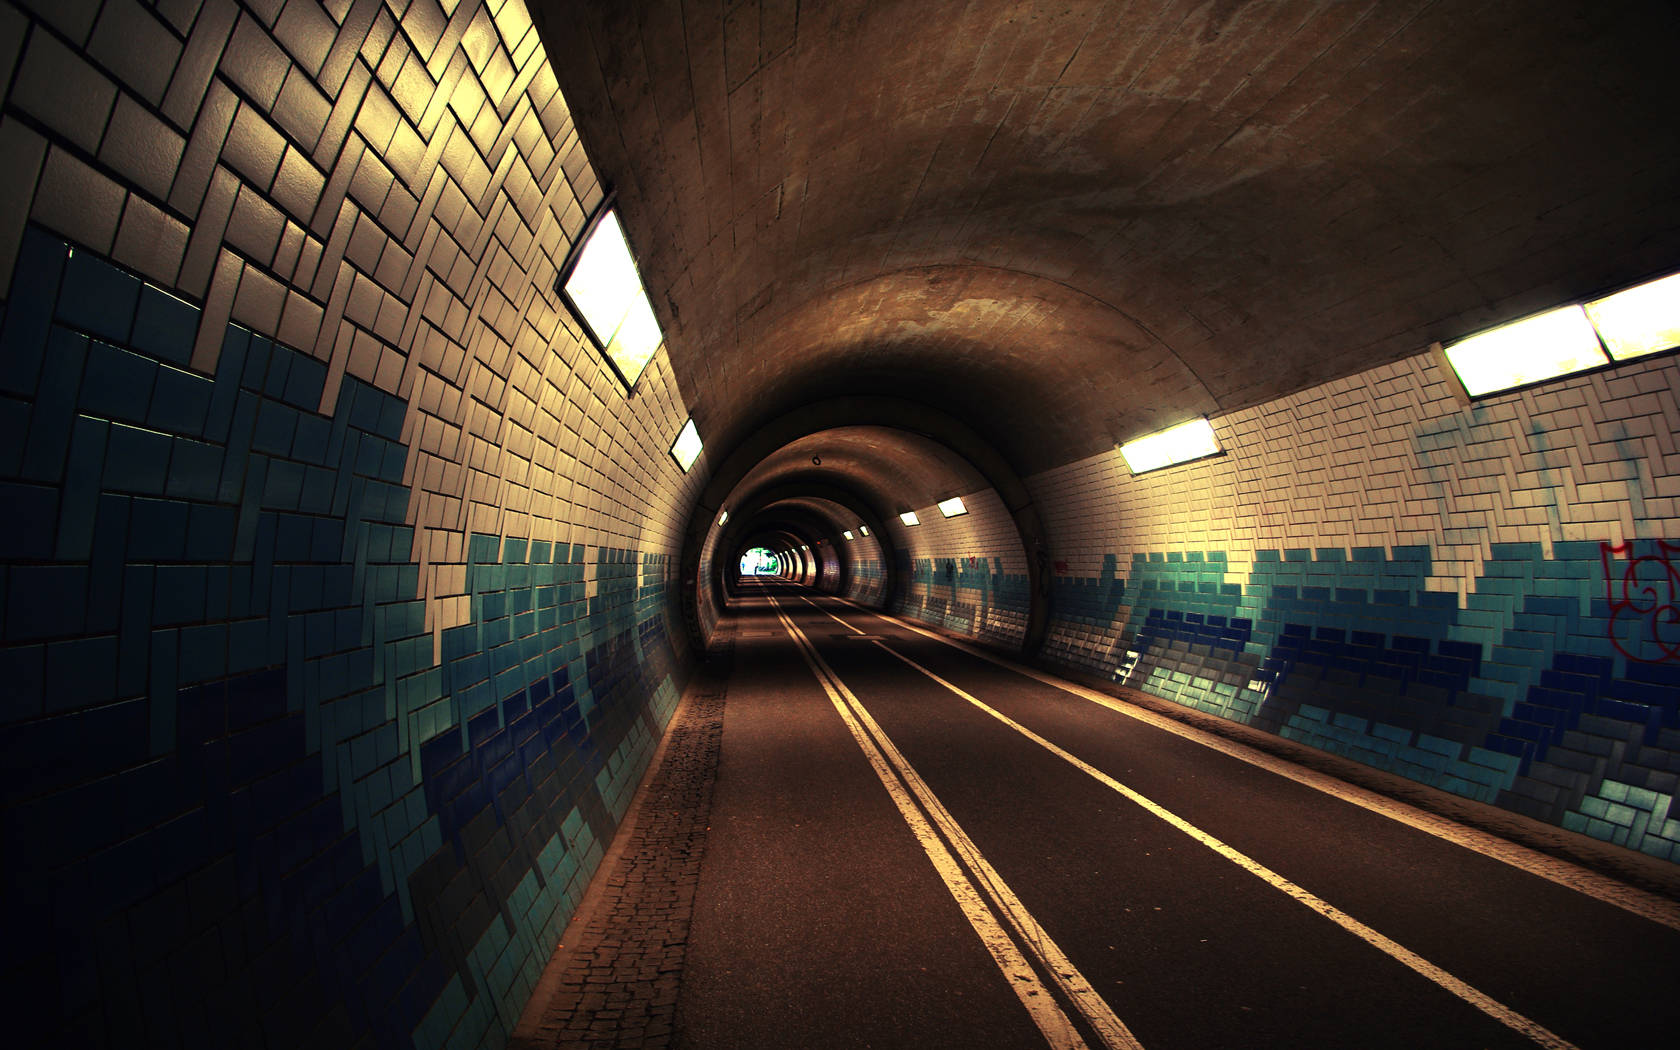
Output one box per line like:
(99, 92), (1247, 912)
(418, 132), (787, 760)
(510, 626), (733, 1050)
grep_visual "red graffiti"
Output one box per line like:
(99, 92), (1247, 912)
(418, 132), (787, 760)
(1602, 540), (1680, 663)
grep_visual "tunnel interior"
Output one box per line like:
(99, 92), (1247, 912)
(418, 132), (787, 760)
(1, 0), (1679, 1047)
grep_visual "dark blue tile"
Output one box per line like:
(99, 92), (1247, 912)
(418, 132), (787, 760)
(148, 364), (214, 437)
(241, 336), (271, 390)
(154, 565), (208, 625)
(168, 438), (223, 501)
(104, 422), (172, 495)
(0, 479), (58, 559)
(0, 230), (70, 396)
(0, 394), (28, 474)
(21, 328), (88, 481)
(186, 503), (237, 562)
(55, 415), (107, 561)
(131, 284), (199, 367)
(128, 496), (190, 561)
(57, 249), (141, 344)
(283, 355), (326, 411)
(0, 643), (45, 721)
(180, 622), (228, 684)
(45, 631), (118, 712)
(5, 564), (86, 641)
(79, 338), (158, 423)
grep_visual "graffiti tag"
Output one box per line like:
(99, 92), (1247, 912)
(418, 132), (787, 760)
(1602, 539), (1680, 663)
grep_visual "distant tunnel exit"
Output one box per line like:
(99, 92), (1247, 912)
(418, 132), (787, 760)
(741, 547), (784, 576)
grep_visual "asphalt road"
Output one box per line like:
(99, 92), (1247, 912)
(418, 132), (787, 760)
(677, 583), (1680, 1050)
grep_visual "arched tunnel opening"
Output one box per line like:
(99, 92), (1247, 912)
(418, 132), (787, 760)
(2, 1), (1679, 1048)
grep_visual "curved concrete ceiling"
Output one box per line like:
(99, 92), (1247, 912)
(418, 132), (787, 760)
(533, 0), (1680, 475)
(727, 426), (992, 522)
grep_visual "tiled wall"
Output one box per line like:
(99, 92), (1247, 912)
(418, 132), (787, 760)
(1, 1), (702, 1045)
(889, 486), (1030, 649)
(1028, 348), (1680, 863)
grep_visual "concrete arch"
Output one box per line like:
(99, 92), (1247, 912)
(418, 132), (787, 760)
(720, 481), (900, 610)
(680, 398), (1051, 653)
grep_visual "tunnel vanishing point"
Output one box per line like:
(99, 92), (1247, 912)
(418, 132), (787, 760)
(3, 1), (1680, 1047)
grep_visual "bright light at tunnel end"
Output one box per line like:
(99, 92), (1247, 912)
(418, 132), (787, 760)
(670, 418), (703, 472)
(1120, 417), (1221, 475)
(937, 497), (967, 518)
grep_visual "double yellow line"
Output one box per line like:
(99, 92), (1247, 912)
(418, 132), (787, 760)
(796, 595), (1585, 1050)
(767, 594), (1144, 1050)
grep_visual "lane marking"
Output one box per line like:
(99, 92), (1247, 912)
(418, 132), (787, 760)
(767, 596), (1144, 1050)
(810, 595), (1680, 934)
(794, 597), (1578, 1049)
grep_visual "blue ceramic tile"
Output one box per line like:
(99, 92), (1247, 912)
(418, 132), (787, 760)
(130, 284), (198, 368)
(56, 249), (140, 345)
(79, 338), (158, 423)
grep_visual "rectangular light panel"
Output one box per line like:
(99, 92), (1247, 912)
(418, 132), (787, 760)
(1585, 271), (1680, 361)
(1120, 417), (1220, 474)
(1443, 305), (1607, 397)
(842, 530), (854, 540)
(859, 525), (869, 536)
(717, 510), (729, 527)
(899, 511), (920, 526)
(937, 497), (967, 517)
(560, 208), (664, 389)
(670, 418), (702, 472)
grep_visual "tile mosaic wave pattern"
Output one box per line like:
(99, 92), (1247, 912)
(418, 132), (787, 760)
(1039, 543), (1680, 862)
(893, 554), (1029, 649)
(0, 231), (685, 1047)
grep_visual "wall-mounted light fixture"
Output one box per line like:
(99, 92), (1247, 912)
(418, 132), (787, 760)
(556, 198), (664, 391)
(1119, 418), (1221, 475)
(670, 418), (702, 472)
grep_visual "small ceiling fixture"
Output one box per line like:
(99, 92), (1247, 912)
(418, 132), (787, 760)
(899, 511), (920, 526)
(937, 497), (967, 518)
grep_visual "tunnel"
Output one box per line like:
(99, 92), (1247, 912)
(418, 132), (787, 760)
(2, 0), (1679, 1047)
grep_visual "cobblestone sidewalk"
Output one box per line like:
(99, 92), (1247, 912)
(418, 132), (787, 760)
(511, 630), (733, 1049)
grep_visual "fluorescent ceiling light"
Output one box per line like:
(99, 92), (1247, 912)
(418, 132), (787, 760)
(670, 418), (702, 472)
(1443, 305), (1606, 397)
(560, 208), (663, 389)
(859, 525), (869, 536)
(717, 510), (728, 527)
(937, 497), (967, 517)
(899, 511), (920, 526)
(1120, 417), (1221, 474)
(1585, 271), (1680, 361)
(842, 530), (854, 540)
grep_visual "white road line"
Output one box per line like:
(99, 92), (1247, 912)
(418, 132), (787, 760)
(796, 598), (1580, 1050)
(768, 596), (1144, 1050)
(810, 595), (1680, 934)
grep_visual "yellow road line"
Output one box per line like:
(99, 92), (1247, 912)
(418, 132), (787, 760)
(768, 596), (1144, 1050)
(798, 597), (1578, 1050)
(812, 595), (1680, 934)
